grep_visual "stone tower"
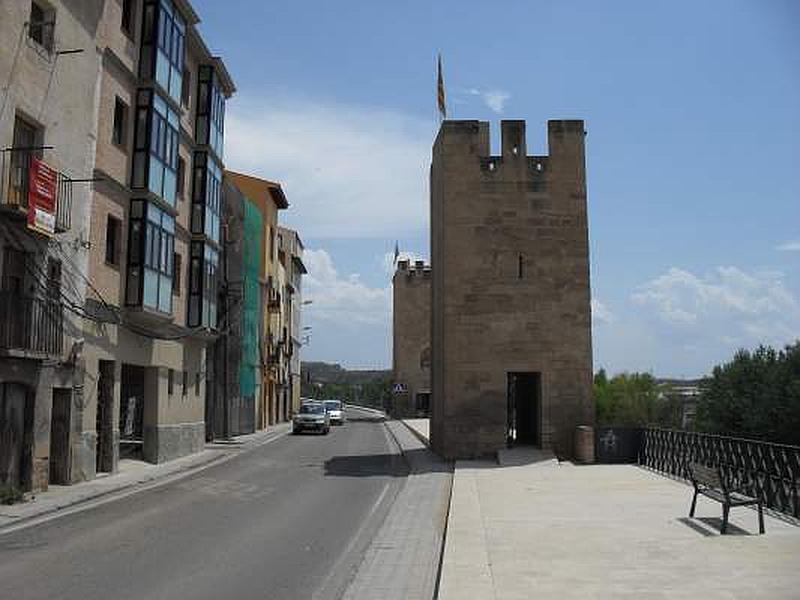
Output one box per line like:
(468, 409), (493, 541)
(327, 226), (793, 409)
(392, 259), (432, 417)
(430, 120), (594, 459)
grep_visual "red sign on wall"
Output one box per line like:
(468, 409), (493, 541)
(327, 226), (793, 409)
(27, 157), (58, 236)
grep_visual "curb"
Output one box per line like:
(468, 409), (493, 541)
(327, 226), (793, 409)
(397, 419), (431, 448)
(0, 427), (290, 535)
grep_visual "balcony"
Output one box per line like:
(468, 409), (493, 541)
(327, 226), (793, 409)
(0, 291), (63, 357)
(0, 148), (72, 233)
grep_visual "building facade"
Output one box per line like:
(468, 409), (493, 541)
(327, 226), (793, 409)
(0, 0), (104, 492)
(81, 0), (234, 477)
(430, 119), (594, 459)
(277, 226), (306, 416)
(392, 259), (431, 418)
(224, 171), (291, 428)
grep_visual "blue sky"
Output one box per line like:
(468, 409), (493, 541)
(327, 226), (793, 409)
(193, 0), (800, 376)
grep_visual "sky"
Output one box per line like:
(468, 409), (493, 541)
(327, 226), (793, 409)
(192, 0), (800, 377)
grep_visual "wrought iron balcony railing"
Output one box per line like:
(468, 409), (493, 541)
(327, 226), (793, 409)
(0, 148), (72, 232)
(0, 290), (64, 357)
(640, 427), (800, 518)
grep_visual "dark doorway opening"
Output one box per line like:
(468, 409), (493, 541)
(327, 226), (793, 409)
(120, 364), (145, 460)
(415, 392), (431, 416)
(0, 383), (33, 490)
(96, 360), (115, 473)
(49, 388), (72, 485)
(507, 372), (541, 447)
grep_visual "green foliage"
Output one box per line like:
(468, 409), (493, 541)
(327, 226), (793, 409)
(695, 342), (800, 445)
(0, 484), (25, 505)
(301, 375), (392, 410)
(594, 369), (682, 428)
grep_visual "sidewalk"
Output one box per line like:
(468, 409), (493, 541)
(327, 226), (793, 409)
(342, 418), (452, 600)
(401, 419), (800, 599)
(439, 458), (800, 600)
(0, 423), (290, 533)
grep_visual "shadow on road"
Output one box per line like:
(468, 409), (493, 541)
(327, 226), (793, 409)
(324, 448), (451, 478)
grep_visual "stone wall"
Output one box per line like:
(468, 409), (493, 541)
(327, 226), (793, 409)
(430, 120), (594, 459)
(392, 260), (431, 417)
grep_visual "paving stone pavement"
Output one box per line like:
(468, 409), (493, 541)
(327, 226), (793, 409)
(342, 419), (453, 600)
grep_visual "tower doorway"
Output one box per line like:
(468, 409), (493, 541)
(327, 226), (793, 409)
(507, 372), (541, 447)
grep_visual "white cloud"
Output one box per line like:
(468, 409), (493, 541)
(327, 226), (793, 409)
(225, 96), (433, 239)
(777, 240), (800, 252)
(303, 248), (391, 326)
(465, 88), (511, 114)
(632, 266), (800, 347)
(591, 298), (615, 324)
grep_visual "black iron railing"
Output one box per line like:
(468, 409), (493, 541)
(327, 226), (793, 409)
(640, 428), (800, 518)
(0, 290), (63, 356)
(0, 148), (71, 232)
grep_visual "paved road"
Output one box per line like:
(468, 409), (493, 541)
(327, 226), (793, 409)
(0, 408), (407, 600)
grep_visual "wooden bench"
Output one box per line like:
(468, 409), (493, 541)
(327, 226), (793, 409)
(687, 462), (764, 534)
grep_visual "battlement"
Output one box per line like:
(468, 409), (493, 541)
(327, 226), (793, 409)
(434, 119), (585, 179)
(395, 259), (432, 282)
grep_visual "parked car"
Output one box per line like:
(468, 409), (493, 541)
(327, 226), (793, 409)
(292, 402), (330, 434)
(324, 399), (345, 425)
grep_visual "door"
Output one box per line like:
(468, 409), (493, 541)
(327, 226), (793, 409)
(507, 372), (541, 447)
(96, 361), (115, 473)
(0, 383), (32, 489)
(49, 388), (72, 485)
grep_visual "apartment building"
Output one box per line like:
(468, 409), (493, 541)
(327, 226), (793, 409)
(80, 0), (235, 477)
(277, 226), (306, 415)
(224, 171), (291, 428)
(0, 1), (103, 492)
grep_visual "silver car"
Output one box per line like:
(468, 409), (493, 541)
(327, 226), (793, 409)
(324, 400), (345, 425)
(292, 402), (330, 434)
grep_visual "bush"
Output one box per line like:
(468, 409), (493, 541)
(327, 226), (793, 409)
(0, 484), (25, 505)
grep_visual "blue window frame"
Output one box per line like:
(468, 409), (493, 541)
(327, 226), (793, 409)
(187, 241), (219, 329)
(126, 200), (175, 314)
(132, 89), (179, 206)
(196, 65), (225, 160)
(190, 151), (221, 244)
(139, 0), (185, 104)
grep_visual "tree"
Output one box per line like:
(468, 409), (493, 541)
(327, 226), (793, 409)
(695, 342), (800, 445)
(594, 370), (682, 428)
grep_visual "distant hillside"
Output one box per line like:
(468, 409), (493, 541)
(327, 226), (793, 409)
(302, 361), (390, 385)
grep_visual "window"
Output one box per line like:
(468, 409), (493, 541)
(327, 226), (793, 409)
(176, 155), (185, 197)
(139, 0), (185, 104)
(132, 89), (179, 206)
(46, 258), (61, 301)
(29, 2), (54, 52)
(112, 97), (128, 146)
(190, 151), (221, 243)
(172, 252), (181, 295)
(121, 0), (134, 38)
(195, 371), (201, 396)
(168, 368), (174, 395)
(181, 68), (190, 107)
(187, 242), (219, 329)
(105, 215), (121, 265)
(182, 370), (187, 396)
(195, 66), (225, 159)
(1, 248), (27, 293)
(126, 199), (175, 313)
(9, 116), (43, 207)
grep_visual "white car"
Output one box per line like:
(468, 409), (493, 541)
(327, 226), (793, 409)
(292, 402), (330, 434)
(324, 400), (345, 425)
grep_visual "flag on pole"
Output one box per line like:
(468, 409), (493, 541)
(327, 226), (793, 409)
(437, 53), (447, 120)
(393, 241), (400, 265)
